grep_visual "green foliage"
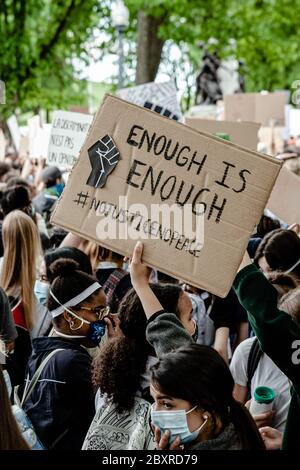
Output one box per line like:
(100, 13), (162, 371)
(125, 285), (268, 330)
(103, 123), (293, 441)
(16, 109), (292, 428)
(1, 0), (299, 119)
(0, 0), (104, 118)
(125, 0), (300, 94)
(230, 0), (300, 92)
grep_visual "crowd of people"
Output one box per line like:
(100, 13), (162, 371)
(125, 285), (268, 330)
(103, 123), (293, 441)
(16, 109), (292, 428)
(0, 144), (300, 452)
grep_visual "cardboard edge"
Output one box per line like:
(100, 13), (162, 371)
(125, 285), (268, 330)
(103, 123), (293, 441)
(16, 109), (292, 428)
(103, 94), (282, 166)
(184, 117), (261, 131)
(50, 214), (233, 298)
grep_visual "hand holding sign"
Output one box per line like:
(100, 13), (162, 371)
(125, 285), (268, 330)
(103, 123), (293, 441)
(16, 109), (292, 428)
(130, 241), (162, 318)
(130, 241), (152, 290)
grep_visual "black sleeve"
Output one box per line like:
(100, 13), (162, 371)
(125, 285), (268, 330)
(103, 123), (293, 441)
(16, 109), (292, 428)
(210, 289), (247, 334)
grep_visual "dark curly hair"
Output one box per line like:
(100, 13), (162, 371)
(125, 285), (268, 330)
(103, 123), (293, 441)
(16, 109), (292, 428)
(92, 283), (183, 413)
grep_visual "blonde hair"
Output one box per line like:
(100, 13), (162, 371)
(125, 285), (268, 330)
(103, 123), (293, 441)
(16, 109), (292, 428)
(0, 210), (42, 330)
(264, 271), (300, 324)
(266, 271), (300, 299)
(279, 287), (300, 324)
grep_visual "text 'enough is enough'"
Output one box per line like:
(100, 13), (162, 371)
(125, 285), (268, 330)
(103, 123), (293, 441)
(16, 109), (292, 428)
(126, 125), (251, 224)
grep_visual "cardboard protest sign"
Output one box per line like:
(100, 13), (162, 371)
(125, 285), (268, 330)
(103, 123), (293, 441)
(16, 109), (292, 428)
(267, 166), (300, 225)
(224, 92), (287, 126)
(117, 80), (182, 121)
(185, 118), (260, 151)
(7, 114), (21, 151)
(51, 94), (281, 297)
(258, 127), (285, 155)
(47, 111), (93, 170)
(18, 135), (29, 160)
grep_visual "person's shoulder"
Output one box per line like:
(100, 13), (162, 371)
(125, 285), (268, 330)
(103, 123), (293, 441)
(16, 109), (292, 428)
(50, 346), (91, 381)
(232, 337), (256, 360)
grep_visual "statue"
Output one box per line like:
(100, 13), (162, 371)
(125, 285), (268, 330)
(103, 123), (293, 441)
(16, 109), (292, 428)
(195, 44), (223, 105)
(195, 43), (246, 105)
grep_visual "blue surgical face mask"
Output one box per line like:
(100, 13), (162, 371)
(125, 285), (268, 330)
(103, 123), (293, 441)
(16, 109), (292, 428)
(34, 280), (50, 305)
(151, 404), (208, 445)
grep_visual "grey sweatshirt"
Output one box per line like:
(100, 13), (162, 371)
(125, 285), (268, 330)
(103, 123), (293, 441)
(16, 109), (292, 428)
(146, 312), (192, 357)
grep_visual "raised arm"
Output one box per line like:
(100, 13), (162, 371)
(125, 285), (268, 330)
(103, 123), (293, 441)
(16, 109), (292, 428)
(234, 264), (300, 385)
(130, 242), (192, 357)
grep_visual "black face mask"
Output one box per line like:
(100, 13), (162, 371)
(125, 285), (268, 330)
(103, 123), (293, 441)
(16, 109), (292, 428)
(192, 322), (198, 343)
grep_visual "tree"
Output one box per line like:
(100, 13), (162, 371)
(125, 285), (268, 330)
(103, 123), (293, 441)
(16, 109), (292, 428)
(129, 0), (300, 94)
(230, 0), (300, 92)
(125, 0), (232, 85)
(1, 0), (300, 120)
(0, 0), (108, 118)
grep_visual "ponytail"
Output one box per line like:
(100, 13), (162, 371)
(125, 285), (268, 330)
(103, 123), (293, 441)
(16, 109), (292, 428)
(229, 398), (265, 449)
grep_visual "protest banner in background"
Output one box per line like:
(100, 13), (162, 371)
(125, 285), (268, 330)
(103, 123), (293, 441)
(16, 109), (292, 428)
(258, 126), (285, 155)
(47, 110), (93, 170)
(185, 118), (260, 150)
(285, 105), (300, 138)
(18, 135), (29, 160)
(52, 95), (281, 297)
(28, 115), (52, 159)
(7, 114), (21, 151)
(224, 92), (287, 126)
(0, 129), (5, 161)
(267, 166), (300, 225)
(117, 80), (182, 121)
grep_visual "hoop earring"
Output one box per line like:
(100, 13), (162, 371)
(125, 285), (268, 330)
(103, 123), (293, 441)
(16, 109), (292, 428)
(69, 319), (83, 331)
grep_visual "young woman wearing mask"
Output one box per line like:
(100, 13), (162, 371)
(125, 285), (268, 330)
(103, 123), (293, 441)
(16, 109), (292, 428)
(19, 258), (110, 450)
(83, 283), (197, 450)
(128, 242), (265, 450)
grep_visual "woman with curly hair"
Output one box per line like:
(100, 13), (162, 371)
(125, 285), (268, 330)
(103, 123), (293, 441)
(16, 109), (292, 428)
(82, 282), (198, 450)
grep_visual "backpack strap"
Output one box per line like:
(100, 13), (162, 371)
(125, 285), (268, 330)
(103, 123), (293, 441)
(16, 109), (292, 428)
(21, 348), (64, 406)
(246, 338), (263, 395)
(103, 269), (128, 307)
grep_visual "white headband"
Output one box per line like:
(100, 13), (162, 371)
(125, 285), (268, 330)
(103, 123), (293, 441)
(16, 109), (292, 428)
(285, 258), (300, 275)
(49, 282), (101, 318)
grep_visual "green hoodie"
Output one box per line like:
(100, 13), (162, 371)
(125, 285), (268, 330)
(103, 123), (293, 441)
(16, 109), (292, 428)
(234, 264), (300, 450)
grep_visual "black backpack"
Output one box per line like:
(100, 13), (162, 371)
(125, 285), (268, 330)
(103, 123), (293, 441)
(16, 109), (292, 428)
(246, 337), (263, 398)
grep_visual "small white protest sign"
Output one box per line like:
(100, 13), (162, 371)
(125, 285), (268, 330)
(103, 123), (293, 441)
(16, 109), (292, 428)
(47, 111), (93, 170)
(7, 115), (21, 151)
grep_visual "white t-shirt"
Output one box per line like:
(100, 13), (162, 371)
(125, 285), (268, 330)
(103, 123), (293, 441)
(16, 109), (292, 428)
(230, 337), (290, 433)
